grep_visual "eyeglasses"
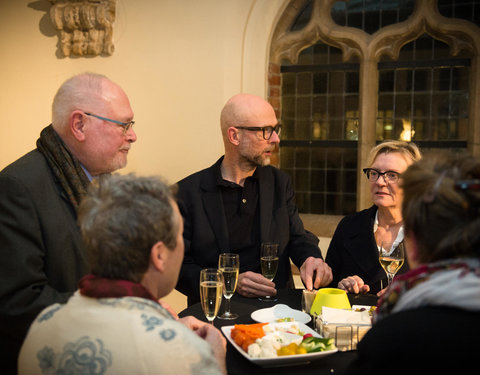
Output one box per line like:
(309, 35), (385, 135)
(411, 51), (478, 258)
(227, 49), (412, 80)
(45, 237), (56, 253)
(85, 112), (135, 135)
(363, 168), (400, 183)
(235, 124), (282, 140)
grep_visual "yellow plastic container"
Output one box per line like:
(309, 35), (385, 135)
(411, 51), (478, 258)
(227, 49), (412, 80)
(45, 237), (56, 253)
(310, 288), (351, 315)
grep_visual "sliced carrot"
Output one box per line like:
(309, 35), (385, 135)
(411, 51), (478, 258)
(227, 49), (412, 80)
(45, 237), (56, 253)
(231, 323), (268, 352)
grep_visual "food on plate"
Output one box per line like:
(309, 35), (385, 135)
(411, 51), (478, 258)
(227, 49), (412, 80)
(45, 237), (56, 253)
(275, 317), (294, 322)
(299, 336), (336, 353)
(230, 323), (267, 352)
(354, 305), (377, 316)
(231, 322), (336, 358)
(264, 322), (301, 335)
(277, 343), (307, 356)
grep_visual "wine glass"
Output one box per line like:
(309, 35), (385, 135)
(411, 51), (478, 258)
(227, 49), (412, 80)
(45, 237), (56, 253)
(259, 242), (279, 302)
(199, 268), (223, 324)
(378, 242), (405, 286)
(218, 253), (240, 320)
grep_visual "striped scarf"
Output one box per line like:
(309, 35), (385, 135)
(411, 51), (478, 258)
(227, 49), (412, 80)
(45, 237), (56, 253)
(36, 125), (90, 209)
(78, 274), (158, 303)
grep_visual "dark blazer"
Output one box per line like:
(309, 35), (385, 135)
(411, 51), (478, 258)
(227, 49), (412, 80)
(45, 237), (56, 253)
(175, 157), (322, 304)
(342, 306), (480, 375)
(0, 149), (88, 374)
(326, 205), (409, 294)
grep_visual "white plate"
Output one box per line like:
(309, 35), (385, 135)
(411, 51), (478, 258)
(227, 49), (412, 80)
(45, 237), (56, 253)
(251, 304), (311, 324)
(221, 322), (338, 367)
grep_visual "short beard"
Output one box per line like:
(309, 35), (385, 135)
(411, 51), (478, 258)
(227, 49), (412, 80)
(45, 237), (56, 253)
(254, 154), (271, 166)
(248, 153), (271, 168)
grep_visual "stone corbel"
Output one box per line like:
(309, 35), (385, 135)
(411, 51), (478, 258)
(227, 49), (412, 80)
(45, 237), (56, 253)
(49, 0), (116, 57)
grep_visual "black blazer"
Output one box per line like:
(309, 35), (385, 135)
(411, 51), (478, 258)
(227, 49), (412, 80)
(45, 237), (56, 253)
(326, 205), (409, 294)
(175, 157), (322, 303)
(0, 149), (88, 373)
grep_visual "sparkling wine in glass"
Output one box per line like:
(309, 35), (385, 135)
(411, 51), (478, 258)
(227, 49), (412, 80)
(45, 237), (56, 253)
(218, 253), (239, 320)
(199, 268), (223, 324)
(259, 242), (279, 302)
(378, 242), (405, 286)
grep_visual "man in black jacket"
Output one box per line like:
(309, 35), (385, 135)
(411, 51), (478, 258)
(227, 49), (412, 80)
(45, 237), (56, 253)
(176, 94), (331, 304)
(0, 73), (136, 374)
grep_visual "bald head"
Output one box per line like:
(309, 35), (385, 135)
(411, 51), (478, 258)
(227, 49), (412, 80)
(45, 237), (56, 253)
(51, 73), (120, 135)
(49, 73), (135, 176)
(220, 94), (277, 138)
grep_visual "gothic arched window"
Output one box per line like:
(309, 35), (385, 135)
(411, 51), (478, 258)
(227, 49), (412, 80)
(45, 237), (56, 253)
(269, 0), (480, 215)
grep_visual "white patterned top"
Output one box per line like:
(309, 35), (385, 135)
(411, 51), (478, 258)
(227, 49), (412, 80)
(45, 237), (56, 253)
(18, 291), (222, 375)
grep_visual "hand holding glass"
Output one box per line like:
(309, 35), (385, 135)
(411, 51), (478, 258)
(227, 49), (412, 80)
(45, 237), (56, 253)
(218, 253), (239, 320)
(378, 242), (405, 286)
(259, 242), (279, 301)
(199, 268), (223, 324)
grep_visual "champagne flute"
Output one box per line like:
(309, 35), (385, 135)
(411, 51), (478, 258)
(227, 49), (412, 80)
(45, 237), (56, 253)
(199, 268), (223, 324)
(378, 242), (405, 286)
(218, 253), (240, 320)
(259, 242), (279, 302)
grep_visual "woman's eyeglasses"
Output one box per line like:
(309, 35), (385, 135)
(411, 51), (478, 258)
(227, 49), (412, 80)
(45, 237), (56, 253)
(363, 168), (400, 183)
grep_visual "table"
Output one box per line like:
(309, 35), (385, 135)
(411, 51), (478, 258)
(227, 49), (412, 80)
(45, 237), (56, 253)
(179, 289), (378, 375)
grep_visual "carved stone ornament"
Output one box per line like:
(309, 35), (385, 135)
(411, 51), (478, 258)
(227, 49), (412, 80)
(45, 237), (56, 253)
(49, 0), (116, 57)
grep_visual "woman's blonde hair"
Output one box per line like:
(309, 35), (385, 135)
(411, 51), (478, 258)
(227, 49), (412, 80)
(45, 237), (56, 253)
(401, 151), (480, 262)
(367, 140), (422, 167)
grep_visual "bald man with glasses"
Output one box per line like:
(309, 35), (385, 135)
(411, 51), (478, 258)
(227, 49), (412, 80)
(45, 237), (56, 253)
(175, 93), (332, 305)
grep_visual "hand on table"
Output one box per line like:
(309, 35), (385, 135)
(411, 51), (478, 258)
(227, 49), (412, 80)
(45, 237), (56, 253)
(179, 316), (227, 375)
(236, 271), (276, 298)
(376, 287), (387, 297)
(179, 315), (226, 345)
(338, 275), (370, 294)
(179, 315), (208, 331)
(300, 257), (333, 290)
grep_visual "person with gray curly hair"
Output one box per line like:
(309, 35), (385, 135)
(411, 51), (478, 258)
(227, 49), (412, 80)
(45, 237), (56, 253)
(18, 174), (227, 375)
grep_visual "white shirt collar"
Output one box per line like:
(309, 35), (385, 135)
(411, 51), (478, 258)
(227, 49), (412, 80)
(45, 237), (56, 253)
(374, 210), (404, 249)
(80, 164), (94, 182)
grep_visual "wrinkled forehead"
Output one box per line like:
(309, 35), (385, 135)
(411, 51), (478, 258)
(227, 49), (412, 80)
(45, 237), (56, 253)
(98, 80), (133, 119)
(371, 151), (412, 171)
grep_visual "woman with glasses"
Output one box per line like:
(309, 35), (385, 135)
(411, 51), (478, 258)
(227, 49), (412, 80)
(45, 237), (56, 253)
(344, 152), (480, 374)
(325, 140), (421, 294)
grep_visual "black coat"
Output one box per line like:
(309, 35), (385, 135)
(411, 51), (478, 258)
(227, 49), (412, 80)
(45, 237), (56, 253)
(0, 149), (88, 374)
(326, 205), (409, 294)
(175, 157), (322, 304)
(342, 306), (480, 375)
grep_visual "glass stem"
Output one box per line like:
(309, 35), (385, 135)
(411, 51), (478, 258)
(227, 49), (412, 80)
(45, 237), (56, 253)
(225, 297), (231, 315)
(387, 273), (394, 286)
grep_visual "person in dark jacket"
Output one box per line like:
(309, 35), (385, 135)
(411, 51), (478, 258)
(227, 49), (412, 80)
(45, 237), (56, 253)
(343, 151), (480, 374)
(176, 94), (332, 304)
(326, 141), (421, 294)
(0, 73), (136, 374)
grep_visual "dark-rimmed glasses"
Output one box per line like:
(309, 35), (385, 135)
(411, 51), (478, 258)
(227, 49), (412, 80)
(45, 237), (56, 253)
(235, 124), (281, 140)
(363, 168), (400, 183)
(85, 112), (135, 135)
